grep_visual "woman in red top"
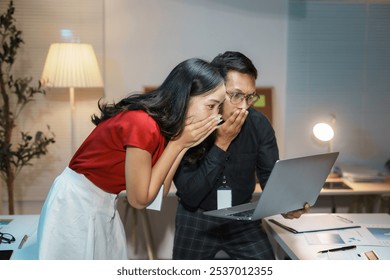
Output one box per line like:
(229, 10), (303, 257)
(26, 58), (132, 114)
(37, 58), (226, 259)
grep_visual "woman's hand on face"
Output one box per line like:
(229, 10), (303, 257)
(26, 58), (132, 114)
(172, 114), (222, 149)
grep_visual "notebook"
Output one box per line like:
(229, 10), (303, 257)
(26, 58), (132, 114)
(203, 152), (339, 221)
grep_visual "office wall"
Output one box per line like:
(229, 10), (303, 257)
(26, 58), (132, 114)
(285, 1), (390, 170)
(104, 0), (288, 152)
(106, 0), (390, 171)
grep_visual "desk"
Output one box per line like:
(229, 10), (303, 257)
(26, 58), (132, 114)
(320, 177), (390, 213)
(254, 177), (390, 196)
(263, 213), (390, 260)
(119, 178), (390, 259)
(254, 177), (390, 213)
(322, 177), (390, 196)
(0, 215), (39, 260)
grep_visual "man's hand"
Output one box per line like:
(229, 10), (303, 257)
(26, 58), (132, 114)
(215, 109), (248, 151)
(281, 203), (310, 219)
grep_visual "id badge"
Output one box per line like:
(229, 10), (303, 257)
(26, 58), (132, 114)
(217, 185), (232, 209)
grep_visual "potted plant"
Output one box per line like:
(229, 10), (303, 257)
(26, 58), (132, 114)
(0, 1), (55, 214)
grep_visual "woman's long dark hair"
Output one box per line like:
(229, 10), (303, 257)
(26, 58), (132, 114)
(91, 58), (224, 139)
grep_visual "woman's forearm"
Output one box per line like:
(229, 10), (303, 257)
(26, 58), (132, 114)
(162, 148), (189, 196)
(126, 142), (184, 209)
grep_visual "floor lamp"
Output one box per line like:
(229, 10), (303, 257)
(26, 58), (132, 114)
(41, 43), (103, 154)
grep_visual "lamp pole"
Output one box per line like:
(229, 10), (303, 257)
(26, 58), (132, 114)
(69, 87), (75, 154)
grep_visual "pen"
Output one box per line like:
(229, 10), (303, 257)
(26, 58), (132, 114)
(318, 245), (356, 254)
(336, 215), (354, 223)
(18, 234), (28, 249)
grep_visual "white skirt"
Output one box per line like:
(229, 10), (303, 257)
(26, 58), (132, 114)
(37, 167), (128, 260)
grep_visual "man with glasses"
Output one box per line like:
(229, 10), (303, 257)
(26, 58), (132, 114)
(172, 51), (307, 260)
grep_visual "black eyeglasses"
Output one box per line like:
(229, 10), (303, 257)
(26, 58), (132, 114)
(226, 91), (259, 105)
(0, 232), (15, 244)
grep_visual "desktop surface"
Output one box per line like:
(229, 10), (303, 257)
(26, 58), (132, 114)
(263, 213), (390, 260)
(0, 215), (39, 260)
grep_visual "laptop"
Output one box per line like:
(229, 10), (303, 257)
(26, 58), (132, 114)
(203, 152), (339, 221)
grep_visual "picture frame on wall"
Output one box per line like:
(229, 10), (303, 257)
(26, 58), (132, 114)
(253, 87), (273, 124)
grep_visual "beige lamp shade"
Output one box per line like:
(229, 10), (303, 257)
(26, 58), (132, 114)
(41, 43), (103, 88)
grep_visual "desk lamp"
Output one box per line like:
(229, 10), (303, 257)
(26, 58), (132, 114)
(313, 115), (339, 178)
(41, 43), (103, 154)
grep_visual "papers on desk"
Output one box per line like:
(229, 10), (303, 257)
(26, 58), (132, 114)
(304, 227), (383, 246)
(312, 227), (390, 260)
(0, 218), (13, 230)
(270, 214), (390, 247)
(269, 214), (360, 233)
(365, 225), (390, 246)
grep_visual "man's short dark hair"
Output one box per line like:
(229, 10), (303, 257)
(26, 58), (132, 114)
(211, 51), (258, 80)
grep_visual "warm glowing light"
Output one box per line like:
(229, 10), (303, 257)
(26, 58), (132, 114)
(313, 123), (334, 142)
(41, 43), (103, 88)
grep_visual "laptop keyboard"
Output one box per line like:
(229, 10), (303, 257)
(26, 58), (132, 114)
(227, 209), (254, 218)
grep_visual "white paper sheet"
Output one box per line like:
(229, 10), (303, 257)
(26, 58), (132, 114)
(304, 225), (390, 246)
(269, 214), (359, 233)
(146, 185), (163, 211)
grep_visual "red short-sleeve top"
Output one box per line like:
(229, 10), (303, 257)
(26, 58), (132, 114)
(69, 110), (166, 194)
